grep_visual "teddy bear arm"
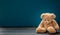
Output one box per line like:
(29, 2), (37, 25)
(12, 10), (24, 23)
(36, 21), (44, 30)
(52, 20), (59, 30)
(39, 21), (44, 27)
(36, 21), (46, 33)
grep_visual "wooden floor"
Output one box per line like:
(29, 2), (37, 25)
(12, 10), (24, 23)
(0, 27), (60, 35)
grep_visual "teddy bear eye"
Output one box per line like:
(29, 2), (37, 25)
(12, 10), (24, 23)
(45, 19), (47, 21)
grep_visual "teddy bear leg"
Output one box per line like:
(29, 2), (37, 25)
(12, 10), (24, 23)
(47, 26), (56, 33)
(36, 27), (46, 33)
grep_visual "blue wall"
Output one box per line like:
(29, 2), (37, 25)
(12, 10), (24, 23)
(0, 0), (60, 26)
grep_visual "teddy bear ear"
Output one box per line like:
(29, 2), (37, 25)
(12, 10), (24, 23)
(41, 13), (45, 19)
(51, 13), (56, 19)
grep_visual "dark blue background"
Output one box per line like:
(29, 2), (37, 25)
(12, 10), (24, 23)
(0, 0), (60, 26)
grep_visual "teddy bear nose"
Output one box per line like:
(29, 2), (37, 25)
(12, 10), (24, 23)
(48, 20), (49, 21)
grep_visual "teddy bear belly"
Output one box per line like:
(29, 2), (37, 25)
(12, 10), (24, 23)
(47, 25), (53, 27)
(45, 24), (53, 28)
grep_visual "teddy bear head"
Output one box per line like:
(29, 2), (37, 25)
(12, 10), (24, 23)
(41, 13), (56, 22)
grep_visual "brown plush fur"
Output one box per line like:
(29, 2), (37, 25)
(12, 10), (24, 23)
(36, 13), (59, 33)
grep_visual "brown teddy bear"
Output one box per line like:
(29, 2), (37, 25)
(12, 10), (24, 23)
(36, 13), (59, 33)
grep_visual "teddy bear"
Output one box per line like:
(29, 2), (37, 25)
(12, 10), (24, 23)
(36, 13), (59, 33)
